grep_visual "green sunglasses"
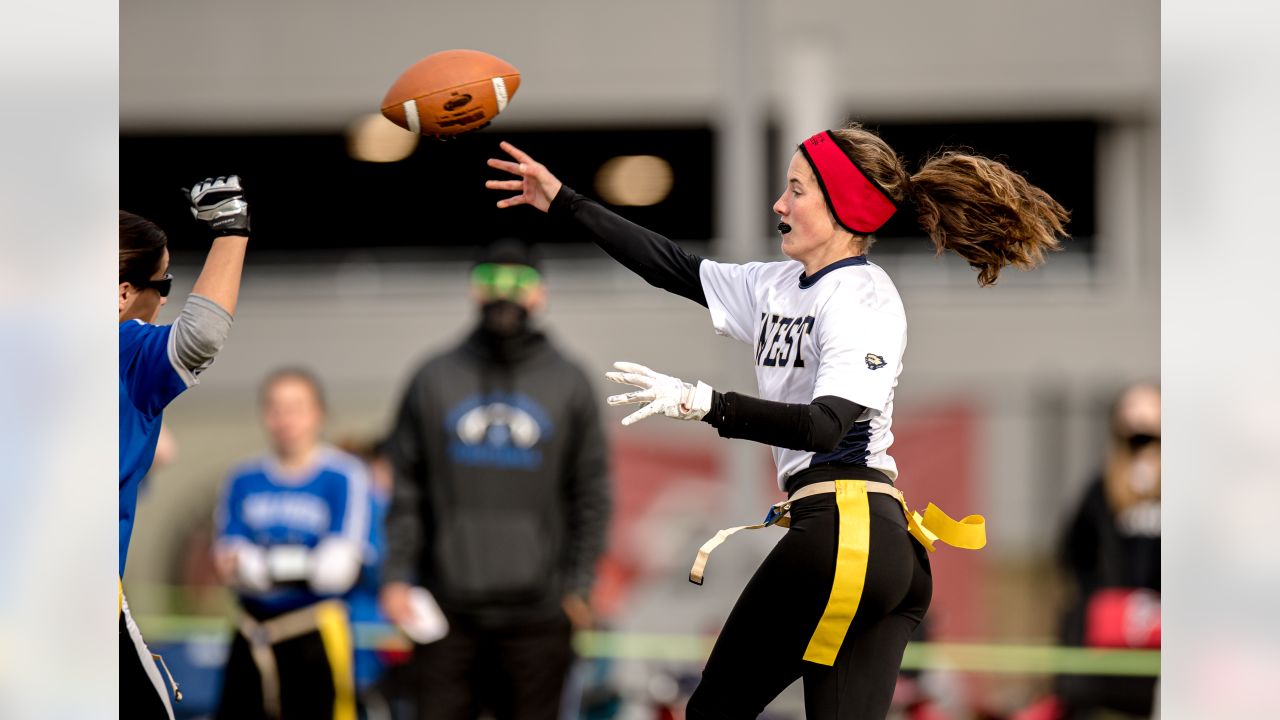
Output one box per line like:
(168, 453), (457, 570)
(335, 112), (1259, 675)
(471, 263), (541, 299)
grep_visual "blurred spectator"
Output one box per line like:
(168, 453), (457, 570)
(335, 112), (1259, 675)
(1052, 383), (1161, 719)
(212, 368), (370, 719)
(380, 240), (611, 720)
(334, 437), (399, 697)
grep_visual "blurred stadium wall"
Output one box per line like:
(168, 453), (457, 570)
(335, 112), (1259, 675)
(121, 0), (1158, 656)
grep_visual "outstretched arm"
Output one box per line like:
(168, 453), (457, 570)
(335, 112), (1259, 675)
(604, 362), (865, 452)
(487, 141), (707, 306)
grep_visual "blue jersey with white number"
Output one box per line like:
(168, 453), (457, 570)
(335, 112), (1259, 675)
(216, 446), (371, 617)
(119, 319), (195, 576)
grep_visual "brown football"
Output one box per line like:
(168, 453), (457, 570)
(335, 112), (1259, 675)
(381, 49), (520, 137)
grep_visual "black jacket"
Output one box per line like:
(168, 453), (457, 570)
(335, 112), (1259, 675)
(383, 326), (610, 626)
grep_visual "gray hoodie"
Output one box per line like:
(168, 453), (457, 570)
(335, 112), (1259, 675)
(383, 326), (611, 627)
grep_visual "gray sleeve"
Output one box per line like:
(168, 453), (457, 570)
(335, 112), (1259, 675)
(169, 293), (234, 376)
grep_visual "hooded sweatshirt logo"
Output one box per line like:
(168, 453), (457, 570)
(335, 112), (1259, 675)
(446, 392), (553, 469)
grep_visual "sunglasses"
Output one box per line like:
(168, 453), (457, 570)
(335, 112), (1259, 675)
(1121, 433), (1160, 452)
(471, 263), (540, 300)
(132, 273), (174, 298)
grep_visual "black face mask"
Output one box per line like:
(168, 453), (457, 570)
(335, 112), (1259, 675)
(479, 299), (530, 339)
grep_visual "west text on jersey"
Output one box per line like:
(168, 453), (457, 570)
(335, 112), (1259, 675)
(755, 314), (816, 368)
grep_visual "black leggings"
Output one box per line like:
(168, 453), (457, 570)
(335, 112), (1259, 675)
(120, 601), (175, 720)
(686, 492), (932, 720)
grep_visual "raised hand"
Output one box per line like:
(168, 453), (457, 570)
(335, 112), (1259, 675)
(184, 175), (250, 237)
(485, 141), (563, 212)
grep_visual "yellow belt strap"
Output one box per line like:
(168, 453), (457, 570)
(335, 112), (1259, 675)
(688, 478), (987, 665)
(315, 602), (357, 720)
(892, 496), (988, 552)
(803, 480), (872, 665)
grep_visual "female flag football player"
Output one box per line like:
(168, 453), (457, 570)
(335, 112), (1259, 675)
(486, 125), (1068, 719)
(119, 178), (250, 718)
(212, 368), (370, 720)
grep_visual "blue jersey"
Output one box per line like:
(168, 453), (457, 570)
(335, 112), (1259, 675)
(216, 446), (372, 617)
(119, 319), (195, 575)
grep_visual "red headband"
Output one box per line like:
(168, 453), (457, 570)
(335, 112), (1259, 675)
(799, 130), (898, 234)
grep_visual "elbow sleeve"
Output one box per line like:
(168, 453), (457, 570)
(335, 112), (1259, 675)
(705, 392), (864, 453)
(171, 293), (233, 375)
(549, 185), (707, 306)
(808, 399), (850, 452)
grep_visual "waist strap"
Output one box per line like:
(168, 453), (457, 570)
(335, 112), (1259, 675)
(239, 600), (342, 647)
(238, 599), (352, 720)
(688, 480), (986, 585)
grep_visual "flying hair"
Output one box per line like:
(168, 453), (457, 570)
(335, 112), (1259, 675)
(822, 123), (1070, 287)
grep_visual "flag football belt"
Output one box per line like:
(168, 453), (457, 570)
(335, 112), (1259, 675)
(237, 599), (356, 720)
(689, 479), (986, 665)
(120, 578), (183, 703)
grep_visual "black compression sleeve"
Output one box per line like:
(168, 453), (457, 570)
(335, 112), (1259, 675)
(549, 185), (707, 306)
(703, 392), (865, 452)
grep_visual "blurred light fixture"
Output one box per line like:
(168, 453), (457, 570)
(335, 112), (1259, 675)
(346, 113), (418, 163)
(595, 155), (674, 206)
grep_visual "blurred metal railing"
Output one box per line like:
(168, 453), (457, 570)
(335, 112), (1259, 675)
(136, 615), (1160, 677)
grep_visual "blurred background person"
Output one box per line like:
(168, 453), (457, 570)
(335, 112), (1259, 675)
(1019, 383), (1161, 720)
(120, 177), (250, 719)
(1055, 383), (1161, 719)
(212, 368), (371, 720)
(380, 240), (612, 720)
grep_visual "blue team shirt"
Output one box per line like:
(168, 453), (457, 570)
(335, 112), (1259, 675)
(215, 446), (372, 617)
(119, 319), (195, 576)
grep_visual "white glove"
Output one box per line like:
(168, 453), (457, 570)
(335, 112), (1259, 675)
(308, 538), (363, 595)
(605, 361), (713, 426)
(233, 545), (273, 593)
(185, 175), (250, 236)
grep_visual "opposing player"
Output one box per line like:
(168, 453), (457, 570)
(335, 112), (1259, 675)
(486, 125), (1067, 718)
(119, 178), (250, 718)
(213, 368), (369, 720)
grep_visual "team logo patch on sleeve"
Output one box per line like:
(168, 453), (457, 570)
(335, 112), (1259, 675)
(865, 353), (887, 370)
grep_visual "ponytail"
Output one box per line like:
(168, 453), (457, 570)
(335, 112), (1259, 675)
(908, 152), (1069, 287)
(827, 124), (1069, 287)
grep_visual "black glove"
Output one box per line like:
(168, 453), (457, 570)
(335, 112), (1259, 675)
(184, 175), (250, 237)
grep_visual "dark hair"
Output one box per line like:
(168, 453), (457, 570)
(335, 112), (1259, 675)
(260, 367), (327, 413)
(474, 238), (543, 272)
(824, 123), (1070, 287)
(119, 211), (168, 284)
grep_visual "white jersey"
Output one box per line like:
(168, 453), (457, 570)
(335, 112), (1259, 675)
(699, 256), (907, 490)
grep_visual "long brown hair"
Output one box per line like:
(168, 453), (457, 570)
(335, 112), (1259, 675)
(826, 123), (1069, 287)
(119, 211), (168, 284)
